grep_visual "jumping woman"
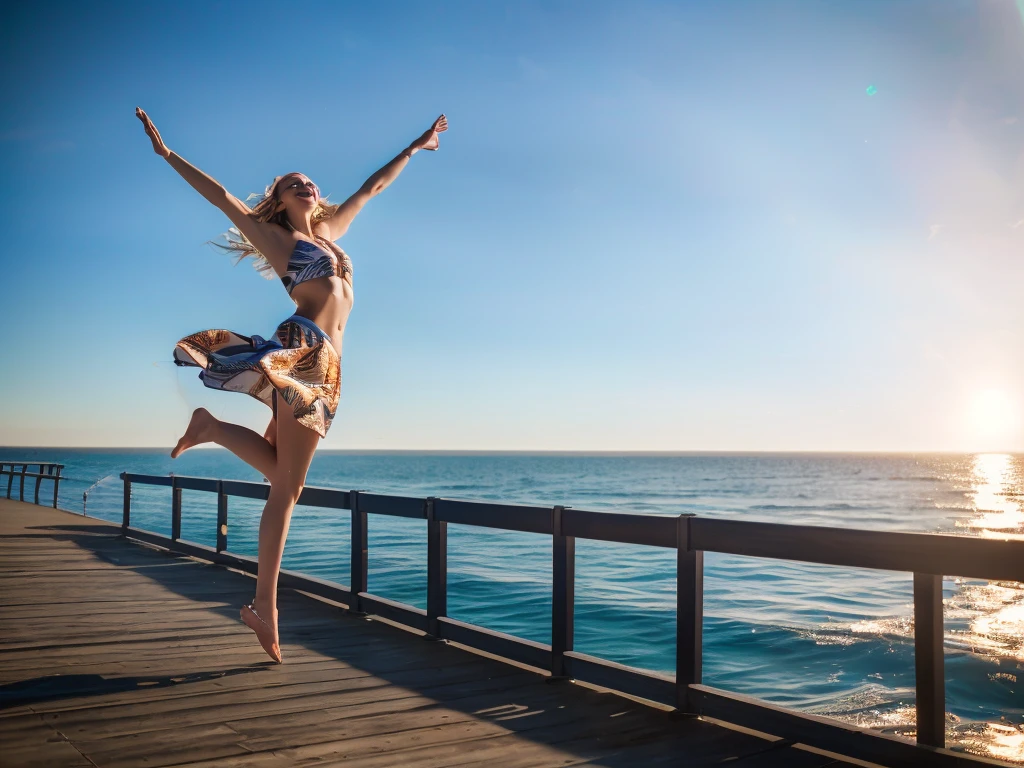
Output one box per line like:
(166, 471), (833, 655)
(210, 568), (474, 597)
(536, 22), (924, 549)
(136, 107), (448, 663)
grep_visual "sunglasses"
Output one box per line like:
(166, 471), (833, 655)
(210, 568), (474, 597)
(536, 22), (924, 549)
(281, 179), (319, 195)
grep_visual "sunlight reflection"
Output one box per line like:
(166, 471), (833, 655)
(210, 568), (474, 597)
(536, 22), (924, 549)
(960, 454), (1023, 535)
(945, 455), (1024, 666)
(943, 453), (1024, 763)
(961, 723), (1024, 763)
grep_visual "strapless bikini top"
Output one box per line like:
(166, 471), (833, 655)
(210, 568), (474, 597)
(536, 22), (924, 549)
(282, 239), (353, 296)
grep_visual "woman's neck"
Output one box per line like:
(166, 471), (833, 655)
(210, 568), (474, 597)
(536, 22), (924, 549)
(286, 213), (314, 237)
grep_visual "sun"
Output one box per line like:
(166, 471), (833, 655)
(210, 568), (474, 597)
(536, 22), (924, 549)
(967, 388), (1022, 444)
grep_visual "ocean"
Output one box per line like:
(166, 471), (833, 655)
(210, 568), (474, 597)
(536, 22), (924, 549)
(2, 448), (1021, 763)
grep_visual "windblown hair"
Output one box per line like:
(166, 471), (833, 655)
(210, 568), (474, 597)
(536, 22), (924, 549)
(211, 176), (340, 277)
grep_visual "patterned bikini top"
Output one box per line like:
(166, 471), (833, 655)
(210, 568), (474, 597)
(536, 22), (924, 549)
(282, 238), (353, 296)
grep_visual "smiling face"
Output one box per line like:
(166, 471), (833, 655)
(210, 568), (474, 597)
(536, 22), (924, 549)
(274, 173), (320, 214)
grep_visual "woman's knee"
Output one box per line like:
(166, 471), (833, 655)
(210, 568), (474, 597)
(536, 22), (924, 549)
(269, 478), (304, 506)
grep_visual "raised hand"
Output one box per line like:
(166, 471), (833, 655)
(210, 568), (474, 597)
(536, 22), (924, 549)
(410, 114), (448, 152)
(136, 107), (170, 158)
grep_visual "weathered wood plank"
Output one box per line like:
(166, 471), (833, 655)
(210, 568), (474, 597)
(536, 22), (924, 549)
(2, 741), (94, 768)
(3, 657), (511, 718)
(38, 664), (530, 738)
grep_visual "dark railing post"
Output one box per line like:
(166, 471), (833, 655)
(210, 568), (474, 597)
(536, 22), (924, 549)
(121, 473), (131, 533)
(426, 497), (447, 638)
(6, 463), (14, 499)
(34, 463), (43, 505)
(52, 466), (61, 509)
(676, 514), (703, 713)
(19, 463), (27, 501)
(171, 478), (182, 541)
(216, 481), (228, 552)
(551, 505), (574, 678)
(913, 572), (945, 748)
(350, 490), (367, 614)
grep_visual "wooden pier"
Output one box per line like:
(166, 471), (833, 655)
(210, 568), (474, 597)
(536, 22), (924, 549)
(0, 499), (869, 768)
(1, 465), (1018, 767)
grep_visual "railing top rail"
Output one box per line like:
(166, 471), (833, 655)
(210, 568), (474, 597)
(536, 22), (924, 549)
(690, 517), (1022, 582)
(1, 471), (65, 480)
(120, 472), (1024, 582)
(1, 462), (64, 468)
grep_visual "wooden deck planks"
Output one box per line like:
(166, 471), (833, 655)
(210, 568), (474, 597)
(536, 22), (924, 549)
(0, 499), (867, 767)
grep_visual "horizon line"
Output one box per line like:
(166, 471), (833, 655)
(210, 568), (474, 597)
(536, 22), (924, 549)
(1, 446), (1022, 457)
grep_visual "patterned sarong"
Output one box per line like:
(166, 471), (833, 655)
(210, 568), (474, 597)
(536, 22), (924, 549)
(173, 314), (340, 437)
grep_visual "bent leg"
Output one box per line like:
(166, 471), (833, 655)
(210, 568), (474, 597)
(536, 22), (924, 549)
(172, 408), (277, 479)
(211, 419), (277, 479)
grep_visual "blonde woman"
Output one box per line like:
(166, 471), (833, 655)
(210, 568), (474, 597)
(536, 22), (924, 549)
(136, 107), (447, 663)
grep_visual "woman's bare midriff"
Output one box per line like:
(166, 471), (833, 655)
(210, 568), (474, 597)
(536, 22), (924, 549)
(290, 276), (353, 358)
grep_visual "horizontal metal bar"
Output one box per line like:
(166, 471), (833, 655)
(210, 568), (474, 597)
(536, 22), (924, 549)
(220, 480), (270, 500)
(279, 569), (351, 606)
(359, 592), (429, 631)
(123, 528), (256, 572)
(437, 616), (551, 670)
(123, 473), (175, 487)
(563, 651), (675, 705)
(216, 550), (258, 574)
(128, 474), (349, 509)
(174, 476), (220, 492)
(690, 684), (1003, 768)
(124, 526), (191, 549)
(0, 472), (63, 480)
(296, 486), (351, 509)
(692, 518), (1024, 581)
(563, 508), (676, 548)
(358, 493), (427, 519)
(434, 499), (553, 534)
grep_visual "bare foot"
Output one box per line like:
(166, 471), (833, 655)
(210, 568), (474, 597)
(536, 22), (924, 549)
(241, 601), (282, 663)
(171, 408), (214, 458)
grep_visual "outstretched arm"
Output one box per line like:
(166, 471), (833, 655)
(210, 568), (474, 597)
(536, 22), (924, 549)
(324, 114), (448, 240)
(135, 108), (284, 257)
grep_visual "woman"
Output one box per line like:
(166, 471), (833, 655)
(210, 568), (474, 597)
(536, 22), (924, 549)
(136, 107), (447, 663)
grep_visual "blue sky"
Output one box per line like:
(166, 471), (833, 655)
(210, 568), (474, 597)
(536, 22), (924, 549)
(1, 1), (1022, 450)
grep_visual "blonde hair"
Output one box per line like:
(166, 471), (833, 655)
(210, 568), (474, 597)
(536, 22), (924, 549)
(211, 175), (340, 277)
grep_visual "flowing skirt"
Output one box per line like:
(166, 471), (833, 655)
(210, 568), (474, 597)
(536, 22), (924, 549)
(173, 314), (340, 438)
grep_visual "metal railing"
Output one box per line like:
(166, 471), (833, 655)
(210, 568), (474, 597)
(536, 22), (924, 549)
(113, 471), (1022, 768)
(1, 462), (64, 507)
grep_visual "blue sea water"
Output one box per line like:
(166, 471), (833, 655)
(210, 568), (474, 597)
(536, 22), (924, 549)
(2, 448), (1021, 762)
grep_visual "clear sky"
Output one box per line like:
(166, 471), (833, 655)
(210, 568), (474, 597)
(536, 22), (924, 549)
(1, 1), (1021, 451)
